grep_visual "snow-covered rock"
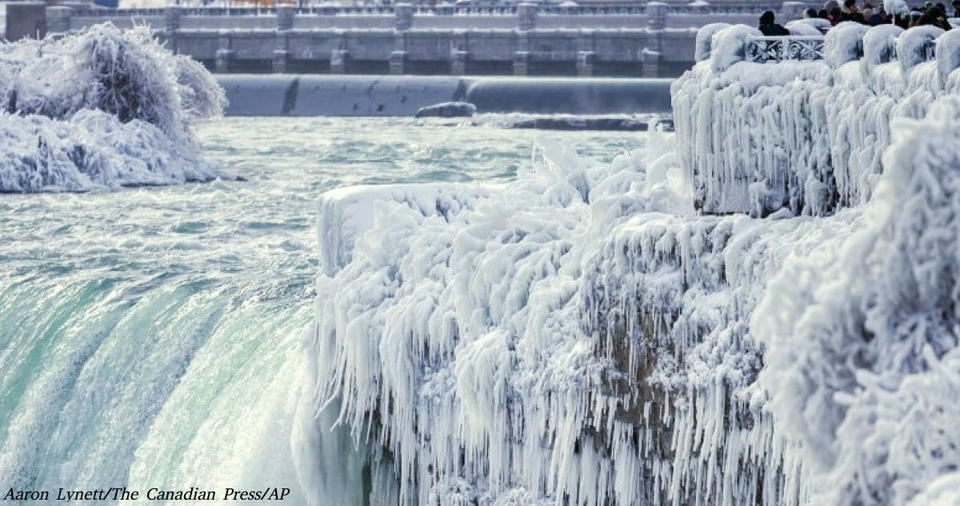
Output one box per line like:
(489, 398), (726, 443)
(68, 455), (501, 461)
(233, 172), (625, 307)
(414, 102), (477, 118)
(0, 24), (225, 192)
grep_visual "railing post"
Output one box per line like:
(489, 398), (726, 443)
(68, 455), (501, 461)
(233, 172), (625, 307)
(215, 31), (233, 72)
(517, 2), (537, 31)
(276, 5), (295, 30)
(395, 3), (413, 31)
(641, 47), (662, 77)
(273, 5), (294, 73)
(644, 2), (666, 76)
(647, 1), (667, 30)
(330, 41), (349, 73)
(273, 33), (290, 73)
(164, 5), (181, 32)
(45, 5), (73, 34)
(450, 30), (468, 75)
(577, 29), (595, 76)
(514, 3), (535, 75)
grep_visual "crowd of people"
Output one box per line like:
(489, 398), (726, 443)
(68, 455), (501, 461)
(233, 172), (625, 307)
(759, 0), (958, 35)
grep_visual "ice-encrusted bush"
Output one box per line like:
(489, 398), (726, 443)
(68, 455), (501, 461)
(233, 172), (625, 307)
(0, 24), (225, 192)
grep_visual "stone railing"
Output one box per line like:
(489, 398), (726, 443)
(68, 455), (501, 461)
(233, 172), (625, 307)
(679, 23), (956, 217)
(747, 35), (825, 62)
(665, 3), (785, 14)
(45, 1), (810, 47)
(65, 2), (797, 20)
(38, 3), (817, 76)
(743, 30), (940, 65)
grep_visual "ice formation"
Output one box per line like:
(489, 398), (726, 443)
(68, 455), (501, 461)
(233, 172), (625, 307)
(0, 24), (225, 192)
(301, 23), (960, 506)
(672, 22), (960, 217)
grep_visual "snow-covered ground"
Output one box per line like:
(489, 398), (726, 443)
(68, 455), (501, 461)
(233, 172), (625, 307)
(0, 25), (224, 192)
(302, 24), (960, 506)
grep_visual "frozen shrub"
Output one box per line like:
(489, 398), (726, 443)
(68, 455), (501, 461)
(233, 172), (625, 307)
(0, 24), (225, 192)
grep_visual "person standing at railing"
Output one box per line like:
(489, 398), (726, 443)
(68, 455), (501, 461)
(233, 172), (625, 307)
(758, 10), (790, 35)
(865, 3), (890, 24)
(817, 0), (842, 23)
(838, 0), (867, 23)
(918, 4), (952, 28)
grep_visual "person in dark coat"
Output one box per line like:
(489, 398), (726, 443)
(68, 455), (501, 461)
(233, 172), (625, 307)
(921, 5), (952, 28)
(868, 5), (891, 25)
(758, 10), (790, 35)
(838, 0), (868, 23)
(953, 0), (960, 18)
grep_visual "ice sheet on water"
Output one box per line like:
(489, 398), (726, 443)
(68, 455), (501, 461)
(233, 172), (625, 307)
(0, 24), (225, 192)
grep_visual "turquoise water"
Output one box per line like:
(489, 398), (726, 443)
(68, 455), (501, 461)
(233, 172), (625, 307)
(0, 117), (645, 504)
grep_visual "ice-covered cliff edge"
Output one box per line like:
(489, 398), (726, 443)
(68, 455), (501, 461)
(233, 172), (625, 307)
(0, 24), (225, 192)
(303, 24), (960, 506)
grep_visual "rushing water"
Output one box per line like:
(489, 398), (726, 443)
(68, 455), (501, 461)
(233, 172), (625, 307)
(0, 116), (646, 504)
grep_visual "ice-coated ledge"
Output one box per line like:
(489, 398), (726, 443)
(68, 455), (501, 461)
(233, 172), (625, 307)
(316, 184), (490, 276)
(673, 22), (960, 217)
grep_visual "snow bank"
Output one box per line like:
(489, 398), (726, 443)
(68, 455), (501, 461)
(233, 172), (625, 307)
(673, 23), (960, 216)
(0, 24), (225, 192)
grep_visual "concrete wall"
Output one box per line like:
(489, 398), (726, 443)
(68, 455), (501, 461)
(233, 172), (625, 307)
(180, 15), (274, 30)
(293, 15), (394, 30)
(218, 74), (674, 116)
(4, 2), (46, 41)
(37, 2), (814, 76)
